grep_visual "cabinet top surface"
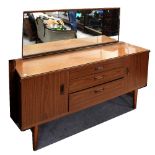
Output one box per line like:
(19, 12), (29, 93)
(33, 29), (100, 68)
(16, 41), (149, 78)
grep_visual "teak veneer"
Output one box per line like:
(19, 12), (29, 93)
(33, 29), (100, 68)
(18, 41), (148, 78)
(9, 37), (149, 150)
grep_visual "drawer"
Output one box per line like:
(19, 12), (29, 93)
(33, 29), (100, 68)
(69, 78), (125, 112)
(94, 58), (124, 73)
(69, 63), (94, 80)
(69, 67), (126, 93)
(69, 57), (125, 80)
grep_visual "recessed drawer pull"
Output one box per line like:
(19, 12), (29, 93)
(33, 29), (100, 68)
(94, 76), (104, 80)
(60, 84), (64, 95)
(94, 88), (104, 93)
(95, 66), (104, 71)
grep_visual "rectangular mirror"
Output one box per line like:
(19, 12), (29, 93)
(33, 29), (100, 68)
(23, 8), (120, 58)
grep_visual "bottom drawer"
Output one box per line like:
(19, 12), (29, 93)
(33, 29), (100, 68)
(69, 78), (125, 112)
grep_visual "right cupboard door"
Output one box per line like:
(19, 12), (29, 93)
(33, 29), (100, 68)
(126, 52), (149, 92)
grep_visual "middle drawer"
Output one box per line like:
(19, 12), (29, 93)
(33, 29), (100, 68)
(69, 67), (126, 93)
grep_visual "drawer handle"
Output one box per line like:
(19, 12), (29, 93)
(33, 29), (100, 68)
(95, 66), (104, 71)
(94, 76), (104, 80)
(94, 88), (104, 93)
(60, 84), (64, 95)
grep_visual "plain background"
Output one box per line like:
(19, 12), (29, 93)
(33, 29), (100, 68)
(0, 0), (155, 154)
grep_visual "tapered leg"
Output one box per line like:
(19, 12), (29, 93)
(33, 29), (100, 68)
(133, 89), (138, 109)
(32, 126), (39, 151)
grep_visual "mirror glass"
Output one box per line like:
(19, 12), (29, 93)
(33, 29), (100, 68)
(23, 8), (120, 57)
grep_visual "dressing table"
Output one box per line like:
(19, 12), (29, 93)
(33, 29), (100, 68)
(9, 8), (149, 150)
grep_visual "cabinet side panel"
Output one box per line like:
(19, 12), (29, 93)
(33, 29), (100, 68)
(21, 71), (69, 130)
(9, 60), (21, 128)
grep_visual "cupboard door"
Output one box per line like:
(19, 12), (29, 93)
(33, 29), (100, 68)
(126, 52), (149, 91)
(21, 71), (69, 130)
(136, 52), (149, 88)
(125, 54), (137, 91)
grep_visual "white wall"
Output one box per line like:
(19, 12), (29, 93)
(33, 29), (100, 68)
(0, 0), (155, 154)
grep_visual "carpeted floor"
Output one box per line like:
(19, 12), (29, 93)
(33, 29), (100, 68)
(37, 93), (134, 150)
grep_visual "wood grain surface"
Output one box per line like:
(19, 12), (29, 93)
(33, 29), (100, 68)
(21, 70), (69, 129)
(69, 66), (126, 93)
(69, 78), (126, 112)
(125, 52), (149, 92)
(16, 42), (149, 78)
(10, 39), (149, 131)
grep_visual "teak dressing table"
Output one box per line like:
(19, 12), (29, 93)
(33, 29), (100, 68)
(9, 35), (149, 150)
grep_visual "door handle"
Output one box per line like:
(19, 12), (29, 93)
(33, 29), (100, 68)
(60, 84), (64, 95)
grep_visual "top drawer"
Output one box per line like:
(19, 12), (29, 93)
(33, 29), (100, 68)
(69, 57), (125, 80)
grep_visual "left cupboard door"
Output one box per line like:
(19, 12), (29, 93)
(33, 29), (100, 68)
(21, 70), (69, 130)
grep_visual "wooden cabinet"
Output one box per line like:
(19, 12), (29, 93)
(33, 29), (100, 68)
(9, 41), (149, 150)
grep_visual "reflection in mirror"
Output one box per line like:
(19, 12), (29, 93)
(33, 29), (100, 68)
(23, 8), (120, 57)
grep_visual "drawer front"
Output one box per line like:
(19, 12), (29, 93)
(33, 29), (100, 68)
(69, 57), (125, 80)
(69, 67), (126, 93)
(69, 78), (125, 112)
(94, 58), (124, 73)
(69, 63), (94, 80)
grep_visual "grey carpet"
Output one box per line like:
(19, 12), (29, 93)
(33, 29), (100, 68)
(37, 93), (134, 150)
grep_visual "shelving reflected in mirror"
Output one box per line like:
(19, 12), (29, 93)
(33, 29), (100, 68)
(22, 8), (120, 58)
